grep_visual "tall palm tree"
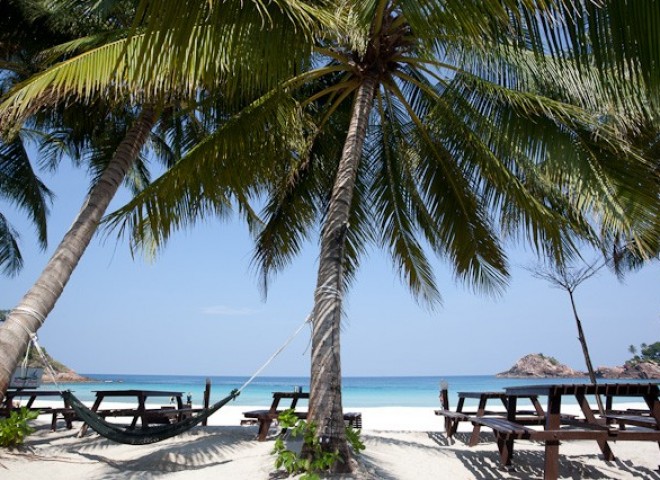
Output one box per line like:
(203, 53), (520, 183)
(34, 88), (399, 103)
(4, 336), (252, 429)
(100, 1), (660, 470)
(0, 0), (326, 403)
(0, 0), (162, 399)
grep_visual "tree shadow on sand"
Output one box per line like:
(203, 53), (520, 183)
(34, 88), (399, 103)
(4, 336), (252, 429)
(44, 426), (256, 479)
(428, 432), (660, 479)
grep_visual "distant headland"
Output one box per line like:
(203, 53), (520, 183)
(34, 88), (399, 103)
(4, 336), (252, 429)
(497, 353), (660, 379)
(22, 348), (93, 383)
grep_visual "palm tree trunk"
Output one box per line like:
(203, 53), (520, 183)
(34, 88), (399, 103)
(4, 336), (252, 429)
(0, 107), (157, 403)
(308, 77), (376, 472)
(568, 290), (604, 414)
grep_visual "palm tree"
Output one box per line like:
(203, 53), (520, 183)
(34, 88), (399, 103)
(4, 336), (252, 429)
(0, 0), (160, 399)
(100, 1), (660, 470)
(0, 0), (325, 404)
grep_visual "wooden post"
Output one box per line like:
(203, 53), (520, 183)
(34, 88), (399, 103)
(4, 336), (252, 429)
(440, 382), (449, 410)
(202, 378), (211, 427)
(439, 381), (450, 433)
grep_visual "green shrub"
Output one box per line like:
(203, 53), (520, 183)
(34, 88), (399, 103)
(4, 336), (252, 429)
(0, 407), (39, 448)
(626, 341), (660, 366)
(272, 409), (364, 479)
(538, 353), (560, 366)
(345, 425), (365, 454)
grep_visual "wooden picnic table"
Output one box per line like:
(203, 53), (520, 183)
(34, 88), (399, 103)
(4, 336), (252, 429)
(78, 389), (192, 436)
(475, 382), (660, 480)
(435, 390), (546, 445)
(2, 389), (75, 430)
(243, 391), (362, 441)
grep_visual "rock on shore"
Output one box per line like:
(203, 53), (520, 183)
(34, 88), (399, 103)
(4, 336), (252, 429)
(42, 370), (92, 383)
(497, 353), (584, 377)
(595, 362), (660, 379)
(498, 354), (660, 379)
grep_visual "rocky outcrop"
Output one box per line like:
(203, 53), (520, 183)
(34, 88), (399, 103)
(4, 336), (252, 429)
(498, 354), (660, 379)
(42, 370), (92, 383)
(596, 362), (660, 379)
(497, 354), (584, 378)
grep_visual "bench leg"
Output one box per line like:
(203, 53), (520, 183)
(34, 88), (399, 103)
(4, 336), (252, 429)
(469, 396), (489, 446)
(468, 425), (482, 447)
(444, 416), (451, 435)
(495, 434), (515, 471)
(257, 419), (272, 441)
(576, 393), (615, 461)
(65, 413), (73, 429)
(448, 418), (459, 438)
(544, 440), (560, 480)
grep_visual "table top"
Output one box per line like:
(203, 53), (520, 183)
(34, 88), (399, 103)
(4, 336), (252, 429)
(505, 383), (659, 397)
(458, 391), (505, 399)
(273, 391), (309, 399)
(6, 390), (64, 397)
(92, 389), (184, 398)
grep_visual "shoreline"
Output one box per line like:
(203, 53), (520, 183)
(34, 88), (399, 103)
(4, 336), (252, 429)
(2, 400), (657, 479)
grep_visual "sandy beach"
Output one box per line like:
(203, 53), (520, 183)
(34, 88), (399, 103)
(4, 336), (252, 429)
(1, 401), (659, 479)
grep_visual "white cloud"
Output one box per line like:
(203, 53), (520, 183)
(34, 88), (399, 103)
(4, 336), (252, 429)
(201, 305), (261, 317)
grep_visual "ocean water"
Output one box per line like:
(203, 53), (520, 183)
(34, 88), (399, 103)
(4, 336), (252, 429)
(36, 374), (656, 408)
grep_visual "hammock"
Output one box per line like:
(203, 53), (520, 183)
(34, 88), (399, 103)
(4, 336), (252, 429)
(63, 389), (240, 445)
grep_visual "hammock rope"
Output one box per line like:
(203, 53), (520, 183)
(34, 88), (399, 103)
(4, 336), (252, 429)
(18, 315), (312, 445)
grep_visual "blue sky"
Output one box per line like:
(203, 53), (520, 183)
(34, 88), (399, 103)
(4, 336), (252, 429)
(2, 161), (658, 377)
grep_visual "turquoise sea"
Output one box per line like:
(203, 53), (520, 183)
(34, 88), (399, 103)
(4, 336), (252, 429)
(36, 374), (656, 408)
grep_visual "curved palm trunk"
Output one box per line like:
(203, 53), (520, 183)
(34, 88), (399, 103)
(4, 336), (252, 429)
(0, 107), (157, 402)
(308, 77), (376, 472)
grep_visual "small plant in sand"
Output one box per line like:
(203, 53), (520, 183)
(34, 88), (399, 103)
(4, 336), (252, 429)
(0, 407), (39, 448)
(272, 409), (364, 479)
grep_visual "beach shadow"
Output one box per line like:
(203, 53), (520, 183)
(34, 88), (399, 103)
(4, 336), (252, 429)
(352, 432), (459, 480)
(427, 431), (490, 446)
(612, 458), (660, 480)
(428, 432), (660, 479)
(41, 426), (257, 479)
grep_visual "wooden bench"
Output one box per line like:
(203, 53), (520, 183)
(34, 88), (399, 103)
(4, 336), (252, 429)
(602, 414), (657, 430)
(144, 408), (202, 425)
(471, 416), (614, 471)
(435, 388), (547, 446)
(49, 407), (78, 431)
(472, 417), (614, 440)
(96, 407), (203, 427)
(434, 409), (470, 437)
(243, 408), (362, 440)
(242, 391), (361, 441)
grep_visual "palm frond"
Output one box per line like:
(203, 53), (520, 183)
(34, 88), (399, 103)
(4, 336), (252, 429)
(382, 76), (509, 294)
(104, 89), (308, 256)
(129, 0), (333, 99)
(369, 89), (441, 306)
(0, 212), (23, 276)
(0, 132), (52, 248)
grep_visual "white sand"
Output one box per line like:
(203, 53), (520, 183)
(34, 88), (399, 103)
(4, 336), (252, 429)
(1, 401), (658, 479)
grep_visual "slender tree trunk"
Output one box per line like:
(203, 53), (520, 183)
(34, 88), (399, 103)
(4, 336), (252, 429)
(568, 290), (604, 413)
(0, 107), (157, 403)
(308, 77), (376, 473)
